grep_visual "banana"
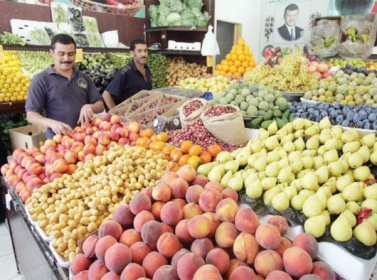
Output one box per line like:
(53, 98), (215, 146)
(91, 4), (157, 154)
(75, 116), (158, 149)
(312, 44), (324, 51)
(346, 27), (357, 42)
(356, 34), (370, 44)
(324, 36), (336, 48)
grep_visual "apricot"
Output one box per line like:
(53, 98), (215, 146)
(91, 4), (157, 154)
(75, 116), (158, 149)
(215, 197), (239, 222)
(190, 237), (214, 259)
(177, 252), (205, 280)
(95, 235), (117, 262)
(265, 270), (293, 280)
(87, 260), (109, 280)
(120, 263), (146, 280)
(152, 182), (171, 202)
(176, 164), (197, 183)
(255, 223), (281, 250)
(171, 248), (190, 268)
(157, 232), (183, 258)
(185, 184), (204, 203)
(153, 265), (179, 280)
(119, 229), (141, 247)
(233, 231), (259, 264)
(268, 215), (289, 236)
(175, 219), (195, 244)
(82, 234), (99, 258)
(215, 221), (239, 248)
(112, 204), (135, 229)
(292, 233), (319, 260)
(188, 215), (211, 239)
(312, 261), (336, 280)
(98, 220), (123, 240)
(229, 266), (257, 280)
(104, 243), (132, 274)
(283, 247), (313, 278)
(182, 202), (203, 219)
(205, 247), (230, 275)
(71, 254), (92, 275)
(140, 220), (165, 250)
(221, 187), (239, 202)
(129, 241), (152, 265)
(254, 249), (283, 278)
(133, 210), (155, 232)
(193, 264), (222, 280)
(202, 212), (221, 238)
(234, 206), (259, 234)
(169, 177), (189, 198)
(191, 174), (209, 187)
(199, 188), (222, 212)
(129, 192), (151, 215)
(274, 236), (292, 258)
(142, 251), (168, 279)
(160, 201), (183, 226)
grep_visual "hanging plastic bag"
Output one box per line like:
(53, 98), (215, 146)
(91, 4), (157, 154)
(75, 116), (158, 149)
(201, 25), (220, 56)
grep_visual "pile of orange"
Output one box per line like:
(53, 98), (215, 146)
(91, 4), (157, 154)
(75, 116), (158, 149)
(214, 38), (257, 78)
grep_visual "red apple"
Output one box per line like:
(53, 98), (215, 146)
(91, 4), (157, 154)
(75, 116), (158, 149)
(102, 112), (111, 122)
(128, 131), (139, 142)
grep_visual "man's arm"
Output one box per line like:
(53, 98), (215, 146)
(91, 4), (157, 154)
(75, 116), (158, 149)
(102, 90), (116, 109)
(27, 111), (73, 136)
(78, 100), (105, 124)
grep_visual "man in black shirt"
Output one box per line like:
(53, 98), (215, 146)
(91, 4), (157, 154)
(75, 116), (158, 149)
(102, 38), (152, 109)
(277, 4), (304, 41)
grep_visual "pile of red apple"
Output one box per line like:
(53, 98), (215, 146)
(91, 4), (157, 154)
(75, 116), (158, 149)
(0, 113), (143, 203)
(307, 61), (333, 79)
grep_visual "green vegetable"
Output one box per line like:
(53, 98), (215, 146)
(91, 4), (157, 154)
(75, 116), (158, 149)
(30, 29), (51, 45)
(167, 13), (182, 26)
(258, 100), (269, 111)
(184, 0), (204, 9)
(246, 105), (258, 116)
(18, 51), (54, 78)
(0, 32), (26, 46)
(83, 17), (99, 33)
(264, 93), (275, 103)
(52, 4), (67, 23)
(87, 33), (104, 48)
(0, 114), (29, 156)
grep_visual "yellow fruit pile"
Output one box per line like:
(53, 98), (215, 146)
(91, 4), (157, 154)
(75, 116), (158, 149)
(214, 38), (257, 78)
(0, 51), (31, 103)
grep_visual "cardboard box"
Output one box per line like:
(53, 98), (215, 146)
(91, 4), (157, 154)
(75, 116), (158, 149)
(9, 125), (46, 151)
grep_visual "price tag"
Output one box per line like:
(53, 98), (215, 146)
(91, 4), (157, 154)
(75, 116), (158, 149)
(206, 56), (214, 67)
(75, 48), (83, 63)
(0, 45), (4, 62)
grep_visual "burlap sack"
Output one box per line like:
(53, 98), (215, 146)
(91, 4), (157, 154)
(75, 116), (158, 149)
(200, 105), (248, 145)
(179, 98), (208, 128)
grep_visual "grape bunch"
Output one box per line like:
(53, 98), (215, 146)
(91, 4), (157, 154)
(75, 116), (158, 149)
(264, 16), (274, 42)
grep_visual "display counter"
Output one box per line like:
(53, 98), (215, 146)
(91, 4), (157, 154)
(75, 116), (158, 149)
(0, 177), (68, 280)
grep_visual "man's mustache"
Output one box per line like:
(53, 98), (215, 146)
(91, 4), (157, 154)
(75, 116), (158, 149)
(62, 61), (72, 64)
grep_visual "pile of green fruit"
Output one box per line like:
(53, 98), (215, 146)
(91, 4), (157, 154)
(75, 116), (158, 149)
(327, 58), (365, 68)
(245, 106), (294, 129)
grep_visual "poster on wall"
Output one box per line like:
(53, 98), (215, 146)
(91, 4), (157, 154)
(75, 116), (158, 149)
(259, 0), (330, 64)
(5, 0), (145, 18)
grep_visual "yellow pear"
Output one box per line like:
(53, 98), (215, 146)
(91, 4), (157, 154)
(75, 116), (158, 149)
(327, 194), (346, 214)
(197, 162), (216, 176)
(324, 138), (337, 151)
(353, 166), (371, 181)
(263, 185), (283, 206)
(331, 125), (343, 139)
(328, 161), (343, 177)
(339, 209), (357, 227)
(302, 150), (317, 157)
(305, 124), (320, 137)
(316, 188), (328, 210)
(320, 210), (331, 226)
(224, 159), (240, 173)
(216, 151), (233, 163)
(353, 221), (377, 246)
(276, 126), (287, 140)
(267, 120), (278, 135)
(366, 213), (377, 230)
(291, 159), (303, 174)
(304, 215), (326, 238)
(336, 173), (354, 192)
(361, 133), (376, 149)
(277, 166), (293, 183)
(254, 156), (267, 172)
(258, 128), (269, 140)
(283, 141), (295, 153)
(265, 162), (280, 177)
(300, 189), (316, 198)
(220, 170), (233, 188)
(280, 133), (294, 145)
(331, 215), (353, 242)
(338, 154), (349, 173)
(297, 168), (311, 179)
(317, 145), (327, 157)
(266, 150), (280, 164)
(294, 137), (305, 151)
(245, 180), (263, 199)
(342, 140), (361, 153)
(319, 128), (332, 144)
(271, 191), (290, 211)
(306, 134), (319, 150)
(278, 157), (289, 170)
(301, 156), (314, 169)
(284, 185), (298, 200)
(347, 152), (363, 169)
(301, 171), (319, 191)
(364, 184), (377, 200)
(228, 176), (243, 191)
(323, 149), (339, 163)
(292, 118), (305, 131)
(358, 145), (370, 163)
(290, 178), (302, 192)
(346, 201), (361, 214)
(291, 194), (307, 211)
(303, 194), (322, 217)
(250, 139), (263, 153)
(370, 150), (377, 165)
(319, 116), (331, 130)
(313, 155), (325, 170)
(261, 177), (277, 191)
(303, 119), (313, 129)
(288, 151), (302, 162)
(315, 166), (329, 184)
(342, 182), (364, 202)
(294, 129), (305, 139)
(244, 173), (259, 188)
(265, 135), (280, 150)
(285, 122), (293, 133)
(361, 199), (377, 213)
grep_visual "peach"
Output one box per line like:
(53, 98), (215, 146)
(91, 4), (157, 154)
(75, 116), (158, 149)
(175, 219), (195, 244)
(140, 220), (165, 250)
(102, 113), (111, 121)
(109, 131), (120, 142)
(83, 143), (96, 155)
(199, 188), (222, 212)
(67, 164), (78, 175)
(95, 235), (117, 262)
(234, 206), (259, 234)
(129, 192), (152, 215)
(160, 201), (183, 226)
(84, 153), (95, 163)
(101, 271), (120, 280)
(215, 221), (239, 248)
(63, 150), (78, 165)
(112, 204), (135, 229)
(254, 250), (283, 278)
(82, 234), (99, 258)
(53, 158), (69, 173)
(190, 237), (214, 259)
(193, 264), (222, 280)
(115, 127), (129, 139)
(133, 210), (155, 232)
(87, 260), (109, 280)
(206, 247), (230, 275)
(283, 247), (313, 278)
(202, 212), (221, 238)
(128, 131), (139, 142)
(229, 266), (257, 280)
(98, 220), (123, 240)
(141, 187), (153, 201)
(274, 237), (292, 258)
(153, 265), (179, 280)
(292, 233), (318, 260)
(233, 232), (259, 264)
(161, 222), (173, 233)
(27, 162), (44, 176)
(223, 259), (248, 280)
(312, 261), (336, 280)
(171, 248), (190, 268)
(172, 198), (187, 209)
(221, 188), (239, 202)
(152, 182), (171, 202)
(161, 171), (179, 186)
(73, 270), (88, 280)
(95, 144), (105, 156)
(157, 232), (182, 258)
(176, 164), (197, 183)
(169, 177), (189, 199)
(185, 184), (204, 203)
(177, 252), (205, 280)
(70, 142), (84, 154)
(150, 201), (165, 221)
(191, 174), (209, 187)
(188, 215), (211, 239)
(182, 202), (203, 219)
(216, 197), (239, 222)
(204, 181), (224, 193)
(129, 241), (152, 265)
(255, 224), (281, 250)
(104, 243), (132, 274)
(142, 251), (168, 279)
(268, 215), (289, 236)
(299, 275), (323, 280)
(70, 254), (93, 275)
(265, 270), (293, 280)
(120, 263), (146, 280)
(119, 229), (141, 247)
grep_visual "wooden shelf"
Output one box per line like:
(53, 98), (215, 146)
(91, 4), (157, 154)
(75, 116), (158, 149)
(2, 44), (130, 53)
(145, 26), (208, 32)
(0, 101), (26, 116)
(156, 50), (202, 56)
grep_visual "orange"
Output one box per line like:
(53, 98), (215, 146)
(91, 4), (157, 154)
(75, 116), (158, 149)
(188, 144), (203, 156)
(236, 50), (243, 56)
(222, 65), (229, 72)
(221, 59), (228, 65)
(200, 151), (212, 164)
(242, 61), (249, 68)
(208, 144), (222, 158)
(229, 65), (237, 74)
(178, 154), (191, 166)
(213, 70), (220, 75)
(249, 60), (256, 67)
(170, 149), (183, 162)
(238, 67), (245, 74)
(220, 71), (227, 76)
(237, 38), (245, 45)
(155, 132), (169, 142)
(227, 60), (234, 66)
(187, 155), (202, 169)
(136, 137), (150, 147)
(246, 66), (253, 72)
(234, 72), (241, 78)
(180, 140), (193, 154)
(149, 140), (166, 151)
(238, 54), (246, 61)
(225, 54), (232, 61)
(234, 60), (241, 67)
(140, 128), (154, 138)
(230, 49), (236, 55)
(162, 145), (174, 157)
(216, 65), (223, 71)
(230, 54), (237, 61)
(170, 165), (180, 172)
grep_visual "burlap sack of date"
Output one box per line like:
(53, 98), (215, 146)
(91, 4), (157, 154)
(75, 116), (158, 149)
(179, 98), (208, 128)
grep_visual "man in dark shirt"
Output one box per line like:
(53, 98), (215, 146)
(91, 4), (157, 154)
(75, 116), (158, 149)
(25, 34), (104, 139)
(102, 38), (152, 109)
(277, 4), (304, 41)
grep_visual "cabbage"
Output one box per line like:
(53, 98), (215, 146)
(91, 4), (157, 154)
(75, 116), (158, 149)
(180, 9), (197, 27)
(191, 7), (202, 17)
(158, 4), (170, 16)
(167, 13), (182, 27)
(157, 15), (168, 27)
(184, 0), (204, 9)
(170, 1), (184, 13)
(151, 20), (158, 27)
(159, 0), (176, 7)
(148, 5), (159, 20)
(197, 11), (211, 27)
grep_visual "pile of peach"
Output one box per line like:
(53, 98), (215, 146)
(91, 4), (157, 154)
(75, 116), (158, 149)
(70, 165), (336, 280)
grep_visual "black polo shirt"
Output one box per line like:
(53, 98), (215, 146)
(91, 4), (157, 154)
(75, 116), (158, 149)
(105, 61), (152, 105)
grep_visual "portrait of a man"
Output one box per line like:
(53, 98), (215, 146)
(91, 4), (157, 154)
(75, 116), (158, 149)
(277, 3), (304, 41)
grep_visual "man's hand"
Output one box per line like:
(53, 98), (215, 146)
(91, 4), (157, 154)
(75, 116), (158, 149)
(78, 104), (94, 124)
(50, 120), (73, 136)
